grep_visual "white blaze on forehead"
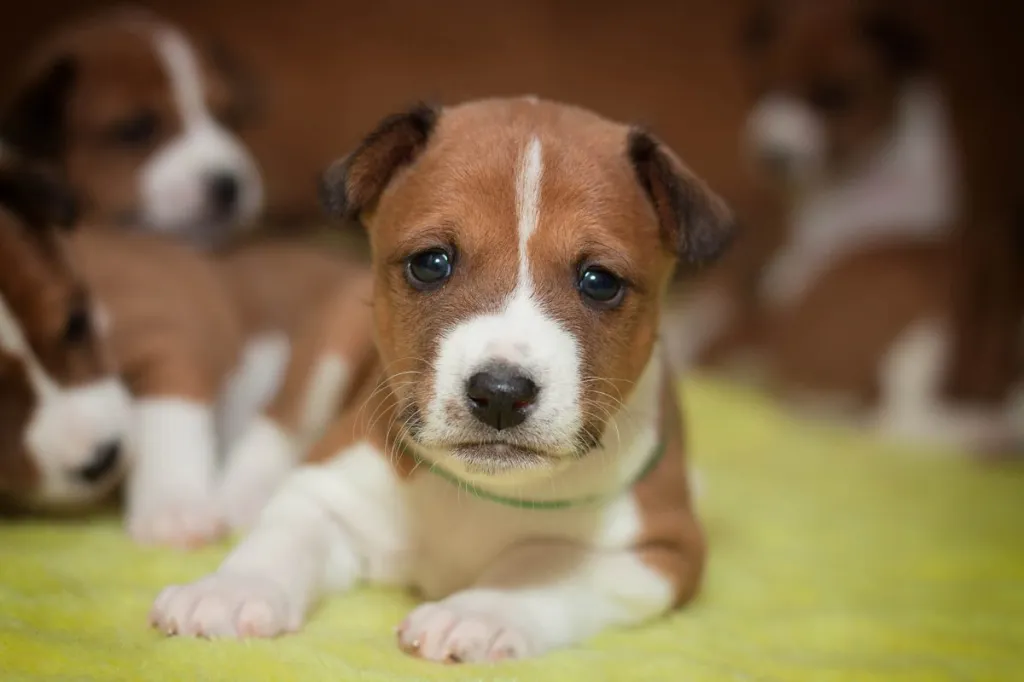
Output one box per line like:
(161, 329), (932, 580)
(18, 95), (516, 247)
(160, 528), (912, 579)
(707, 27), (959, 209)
(515, 136), (544, 288)
(0, 290), (132, 504)
(152, 26), (209, 126)
(420, 136), (583, 462)
(138, 24), (264, 235)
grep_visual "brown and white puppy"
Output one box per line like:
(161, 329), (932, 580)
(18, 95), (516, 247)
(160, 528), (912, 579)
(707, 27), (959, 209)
(1, 7), (262, 248)
(737, 0), (1022, 450)
(150, 98), (733, 662)
(742, 0), (957, 305)
(0, 160), (132, 508)
(666, 0), (956, 373)
(0, 152), (264, 544)
(1, 9), (375, 521)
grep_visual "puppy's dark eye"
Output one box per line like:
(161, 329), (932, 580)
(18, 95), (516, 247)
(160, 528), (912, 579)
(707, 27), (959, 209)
(106, 111), (160, 148)
(578, 266), (625, 308)
(62, 307), (91, 345)
(405, 248), (453, 290)
(808, 81), (855, 114)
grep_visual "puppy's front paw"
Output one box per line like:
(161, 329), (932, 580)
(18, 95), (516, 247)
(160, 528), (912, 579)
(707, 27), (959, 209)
(397, 599), (533, 663)
(150, 573), (296, 638)
(128, 496), (225, 549)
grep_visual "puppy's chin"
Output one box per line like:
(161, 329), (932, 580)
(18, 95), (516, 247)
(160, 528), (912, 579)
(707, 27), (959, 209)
(448, 442), (553, 476)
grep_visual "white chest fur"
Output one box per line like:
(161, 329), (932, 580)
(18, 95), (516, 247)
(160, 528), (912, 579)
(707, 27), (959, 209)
(290, 353), (665, 599)
(762, 82), (958, 307)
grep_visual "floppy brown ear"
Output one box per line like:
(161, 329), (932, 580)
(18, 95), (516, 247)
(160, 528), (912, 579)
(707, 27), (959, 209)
(0, 165), (78, 232)
(319, 103), (439, 223)
(1, 56), (76, 162)
(627, 128), (738, 266)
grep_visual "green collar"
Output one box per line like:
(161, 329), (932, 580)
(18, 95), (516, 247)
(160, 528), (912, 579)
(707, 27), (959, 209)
(413, 441), (666, 511)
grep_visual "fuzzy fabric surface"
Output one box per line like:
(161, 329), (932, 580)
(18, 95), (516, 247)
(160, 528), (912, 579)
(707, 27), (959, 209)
(1, 378), (1022, 681)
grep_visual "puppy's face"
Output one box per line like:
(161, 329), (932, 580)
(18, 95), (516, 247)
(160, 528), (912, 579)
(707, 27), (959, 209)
(0, 164), (132, 507)
(322, 99), (734, 478)
(3, 13), (263, 246)
(740, 0), (927, 186)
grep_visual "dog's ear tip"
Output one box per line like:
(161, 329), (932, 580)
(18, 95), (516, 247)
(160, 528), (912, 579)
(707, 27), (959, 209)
(628, 130), (736, 267)
(317, 155), (356, 219)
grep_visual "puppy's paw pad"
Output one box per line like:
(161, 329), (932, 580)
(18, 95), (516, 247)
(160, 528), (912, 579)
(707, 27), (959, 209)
(397, 601), (532, 663)
(150, 574), (293, 639)
(129, 500), (226, 549)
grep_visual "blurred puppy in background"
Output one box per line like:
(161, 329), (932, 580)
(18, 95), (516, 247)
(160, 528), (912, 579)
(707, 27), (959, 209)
(1, 6), (263, 248)
(1, 7), (376, 520)
(0, 152), (240, 545)
(672, 0), (1022, 452)
(0, 158), (131, 512)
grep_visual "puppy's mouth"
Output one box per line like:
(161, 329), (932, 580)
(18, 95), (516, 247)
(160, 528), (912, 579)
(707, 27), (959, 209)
(447, 441), (553, 474)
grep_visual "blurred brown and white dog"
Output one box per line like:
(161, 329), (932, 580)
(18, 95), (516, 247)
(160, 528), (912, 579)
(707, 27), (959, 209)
(1, 7), (263, 248)
(150, 97), (730, 662)
(0, 151), (373, 544)
(0, 8), (376, 522)
(0, 158), (131, 509)
(0, 154), (238, 544)
(678, 0), (1022, 450)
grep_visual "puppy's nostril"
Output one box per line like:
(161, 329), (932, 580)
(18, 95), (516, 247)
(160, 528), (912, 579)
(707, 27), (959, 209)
(757, 147), (795, 176)
(208, 172), (240, 213)
(466, 364), (539, 431)
(76, 440), (122, 484)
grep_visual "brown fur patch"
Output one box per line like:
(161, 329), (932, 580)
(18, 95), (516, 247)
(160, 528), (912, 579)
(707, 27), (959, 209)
(68, 228), (243, 401)
(767, 238), (950, 405)
(633, 373), (705, 607)
(262, 268), (378, 436)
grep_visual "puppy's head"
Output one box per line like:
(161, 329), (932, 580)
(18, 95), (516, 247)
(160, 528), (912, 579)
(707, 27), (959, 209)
(0, 158), (132, 508)
(1, 8), (263, 247)
(321, 98), (735, 478)
(740, 0), (928, 186)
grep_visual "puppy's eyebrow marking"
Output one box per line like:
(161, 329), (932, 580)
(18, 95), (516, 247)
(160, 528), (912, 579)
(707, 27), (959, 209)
(514, 136), (543, 292)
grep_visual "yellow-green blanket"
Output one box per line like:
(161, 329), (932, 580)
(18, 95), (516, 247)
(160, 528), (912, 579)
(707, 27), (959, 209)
(2, 379), (1022, 681)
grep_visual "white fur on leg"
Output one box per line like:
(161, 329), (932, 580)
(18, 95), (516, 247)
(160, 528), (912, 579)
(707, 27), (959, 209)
(152, 442), (406, 637)
(397, 543), (674, 662)
(218, 333), (291, 451)
(126, 399), (224, 548)
(218, 354), (351, 530)
(876, 319), (1016, 452)
(218, 416), (297, 530)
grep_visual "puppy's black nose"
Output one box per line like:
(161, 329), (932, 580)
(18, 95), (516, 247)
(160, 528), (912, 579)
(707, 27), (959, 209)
(208, 172), (240, 213)
(76, 440), (122, 483)
(466, 364), (538, 431)
(757, 147), (794, 176)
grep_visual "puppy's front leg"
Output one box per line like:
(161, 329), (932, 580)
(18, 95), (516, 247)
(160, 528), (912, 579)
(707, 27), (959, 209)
(219, 278), (375, 530)
(398, 540), (700, 663)
(126, 398), (224, 548)
(151, 431), (404, 638)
